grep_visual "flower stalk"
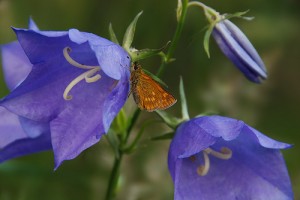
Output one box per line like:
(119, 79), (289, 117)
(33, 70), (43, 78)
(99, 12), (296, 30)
(105, 152), (123, 200)
(157, 0), (189, 77)
(105, 1), (190, 198)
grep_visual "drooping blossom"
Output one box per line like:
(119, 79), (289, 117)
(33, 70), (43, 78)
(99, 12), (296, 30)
(0, 19), (131, 169)
(168, 115), (293, 200)
(212, 19), (267, 83)
(193, 1), (268, 83)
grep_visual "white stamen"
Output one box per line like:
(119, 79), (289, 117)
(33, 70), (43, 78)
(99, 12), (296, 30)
(63, 47), (99, 70)
(84, 68), (101, 83)
(197, 151), (210, 176)
(204, 147), (232, 159)
(63, 47), (101, 100)
(194, 146), (232, 176)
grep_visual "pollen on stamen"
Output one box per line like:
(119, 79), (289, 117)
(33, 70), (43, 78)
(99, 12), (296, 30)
(220, 147), (232, 159)
(62, 46), (102, 101)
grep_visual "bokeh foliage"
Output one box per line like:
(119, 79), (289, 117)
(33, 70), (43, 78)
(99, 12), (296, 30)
(0, 0), (299, 199)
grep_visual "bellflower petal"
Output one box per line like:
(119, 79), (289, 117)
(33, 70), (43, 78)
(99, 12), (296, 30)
(0, 107), (27, 148)
(0, 19), (39, 91)
(68, 29), (127, 80)
(0, 107), (51, 162)
(212, 19), (267, 83)
(102, 67), (130, 132)
(1, 41), (32, 90)
(18, 117), (50, 138)
(168, 115), (293, 200)
(0, 132), (52, 163)
(0, 24), (130, 168)
(0, 20), (52, 164)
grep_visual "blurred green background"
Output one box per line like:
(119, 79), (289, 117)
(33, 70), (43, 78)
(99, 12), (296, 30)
(0, 0), (299, 199)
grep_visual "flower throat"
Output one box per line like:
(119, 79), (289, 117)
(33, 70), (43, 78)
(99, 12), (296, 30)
(191, 147), (232, 176)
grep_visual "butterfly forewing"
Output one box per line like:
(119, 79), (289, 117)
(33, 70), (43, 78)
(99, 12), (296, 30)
(130, 64), (176, 112)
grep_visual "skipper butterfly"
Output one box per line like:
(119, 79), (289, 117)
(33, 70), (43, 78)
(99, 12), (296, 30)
(129, 62), (177, 112)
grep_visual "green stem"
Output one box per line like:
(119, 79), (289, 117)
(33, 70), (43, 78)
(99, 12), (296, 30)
(105, 1), (190, 198)
(104, 109), (140, 200)
(122, 120), (160, 153)
(157, 0), (189, 77)
(124, 109), (141, 143)
(188, 1), (221, 23)
(105, 152), (123, 200)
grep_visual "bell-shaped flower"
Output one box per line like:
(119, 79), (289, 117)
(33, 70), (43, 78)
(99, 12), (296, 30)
(191, 1), (268, 83)
(168, 115), (293, 200)
(212, 19), (267, 83)
(0, 19), (52, 165)
(0, 21), (131, 169)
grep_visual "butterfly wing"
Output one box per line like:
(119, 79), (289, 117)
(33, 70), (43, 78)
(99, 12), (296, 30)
(133, 72), (177, 112)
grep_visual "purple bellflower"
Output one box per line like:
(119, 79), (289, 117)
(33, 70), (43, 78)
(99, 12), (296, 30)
(0, 20), (52, 164)
(212, 19), (267, 83)
(168, 115), (293, 200)
(195, 2), (268, 83)
(0, 20), (131, 169)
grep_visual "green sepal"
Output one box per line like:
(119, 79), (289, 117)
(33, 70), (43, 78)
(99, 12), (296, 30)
(223, 10), (254, 21)
(122, 11), (143, 51)
(129, 41), (171, 62)
(108, 23), (119, 45)
(151, 132), (175, 141)
(179, 77), (189, 120)
(116, 108), (128, 135)
(110, 108), (128, 137)
(106, 130), (120, 159)
(155, 110), (182, 129)
(203, 23), (215, 58)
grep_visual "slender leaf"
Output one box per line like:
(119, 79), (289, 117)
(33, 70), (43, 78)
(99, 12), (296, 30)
(179, 77), (189, 120)
(151, 132), (175, 141)
(223, 10), (254, 21)
(155, 110), (182, 129)
(108, 23), (119, 44)
(122, 11), (143, 50)
(203, 24), (214, 58)
(122, 120), (160, 153)
(106, 130), (120, 159)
